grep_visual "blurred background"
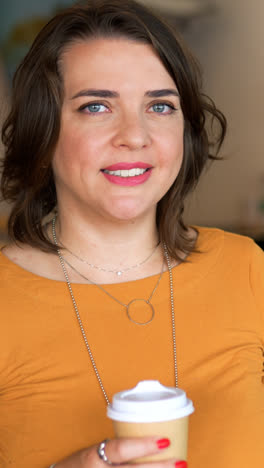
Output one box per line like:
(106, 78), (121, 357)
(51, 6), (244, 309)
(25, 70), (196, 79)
(0, 0), (264, 248)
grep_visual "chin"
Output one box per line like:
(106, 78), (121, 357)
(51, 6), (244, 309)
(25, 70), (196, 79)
(108, 210), (142, 223)
(104, 202), (151, 223)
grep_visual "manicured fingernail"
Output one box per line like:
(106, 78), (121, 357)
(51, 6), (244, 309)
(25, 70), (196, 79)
(175, 462), (187, 468)
(156, 438), (170, 449)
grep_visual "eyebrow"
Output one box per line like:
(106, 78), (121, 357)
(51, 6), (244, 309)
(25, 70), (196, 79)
(70, 88), (179, 100)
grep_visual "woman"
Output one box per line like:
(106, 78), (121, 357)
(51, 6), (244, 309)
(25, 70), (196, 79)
(0, 1), (263, 467)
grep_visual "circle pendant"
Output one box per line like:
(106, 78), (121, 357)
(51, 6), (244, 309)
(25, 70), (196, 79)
(126, 299), (155, 325)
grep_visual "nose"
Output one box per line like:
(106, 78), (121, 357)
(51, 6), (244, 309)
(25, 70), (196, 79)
(112, 111), (151, 150)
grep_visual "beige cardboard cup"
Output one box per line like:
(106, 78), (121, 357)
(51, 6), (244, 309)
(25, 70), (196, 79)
(107, 380), (194, 463)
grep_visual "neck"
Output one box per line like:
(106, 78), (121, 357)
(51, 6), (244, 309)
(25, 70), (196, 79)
(53, 209), (160, 272)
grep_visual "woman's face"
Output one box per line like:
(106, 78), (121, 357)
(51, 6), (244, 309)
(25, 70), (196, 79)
(53, 38), (184, 223)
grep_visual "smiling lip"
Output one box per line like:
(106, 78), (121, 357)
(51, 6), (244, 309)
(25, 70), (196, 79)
(102, 170), (152, 186)
(101, 162), (153, 186)
(102, 162), (152, 171)
(101, 161), (153, 186)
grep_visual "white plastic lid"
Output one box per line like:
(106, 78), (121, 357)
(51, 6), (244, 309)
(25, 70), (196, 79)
(107, 380), (194, 423)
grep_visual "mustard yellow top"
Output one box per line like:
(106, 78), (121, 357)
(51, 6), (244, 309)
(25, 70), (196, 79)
(0, 227), (263, 468)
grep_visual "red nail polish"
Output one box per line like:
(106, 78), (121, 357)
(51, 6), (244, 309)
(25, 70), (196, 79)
(175, 462), (187, 468)
(156, 438), (170, 449)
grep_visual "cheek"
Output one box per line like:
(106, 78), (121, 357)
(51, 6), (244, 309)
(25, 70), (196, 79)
(158, 131), (184, 170)
(53, 132), (95, 172)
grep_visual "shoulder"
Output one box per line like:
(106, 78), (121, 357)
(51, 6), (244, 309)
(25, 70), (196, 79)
(196, 226), (258, 256)
(1, 242), (45, 272)
(0, 242), (62, 281)
(195, 226), (264, 298)
(194, 225), (264, 275)
(2, 242), (36, 264)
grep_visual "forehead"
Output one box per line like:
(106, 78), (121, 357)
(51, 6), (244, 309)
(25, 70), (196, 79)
(60, 38), (177, 92)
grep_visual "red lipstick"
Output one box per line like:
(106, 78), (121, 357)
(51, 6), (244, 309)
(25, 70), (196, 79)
(103, 162), (152, 171)
(101, 161), (153, 186)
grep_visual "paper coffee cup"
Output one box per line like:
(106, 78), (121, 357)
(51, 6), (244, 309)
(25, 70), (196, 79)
(107, 380), (194, 463)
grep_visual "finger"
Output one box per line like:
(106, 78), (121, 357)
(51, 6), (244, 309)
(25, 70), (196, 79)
(118, 459), (187, 468)
(103, 436), (172, 463)
(136, 460), (187, 468)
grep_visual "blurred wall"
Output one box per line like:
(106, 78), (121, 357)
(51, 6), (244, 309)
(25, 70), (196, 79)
(184, 0), (264, 228)
(0, 0), (73, 43)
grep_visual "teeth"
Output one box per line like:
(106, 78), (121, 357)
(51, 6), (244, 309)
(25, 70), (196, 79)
(104, 168), (148, 177)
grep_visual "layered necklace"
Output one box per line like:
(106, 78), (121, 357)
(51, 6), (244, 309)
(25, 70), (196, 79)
(52, 217), (178, 404)
(59, 238), (160, 277)
(59, 254), (164, 325)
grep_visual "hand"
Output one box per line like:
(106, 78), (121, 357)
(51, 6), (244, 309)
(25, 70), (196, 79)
(52, 436), (187, 467)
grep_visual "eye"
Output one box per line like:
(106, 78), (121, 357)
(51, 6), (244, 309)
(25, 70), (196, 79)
(150, 102), (176, 114)
(79, 102), (110, 114)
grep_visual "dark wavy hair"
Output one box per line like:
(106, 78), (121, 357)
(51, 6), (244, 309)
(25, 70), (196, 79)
(1, 0), (226, 259)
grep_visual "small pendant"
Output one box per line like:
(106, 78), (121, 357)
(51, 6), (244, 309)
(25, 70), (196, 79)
(126, 299), (155, 325)
(116, 271), (122, 276)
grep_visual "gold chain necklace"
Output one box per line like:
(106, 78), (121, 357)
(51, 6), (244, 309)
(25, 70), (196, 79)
(59, 254), (164, 325)
(59, 238), (160, 277)
(52, 217), (178, 404)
